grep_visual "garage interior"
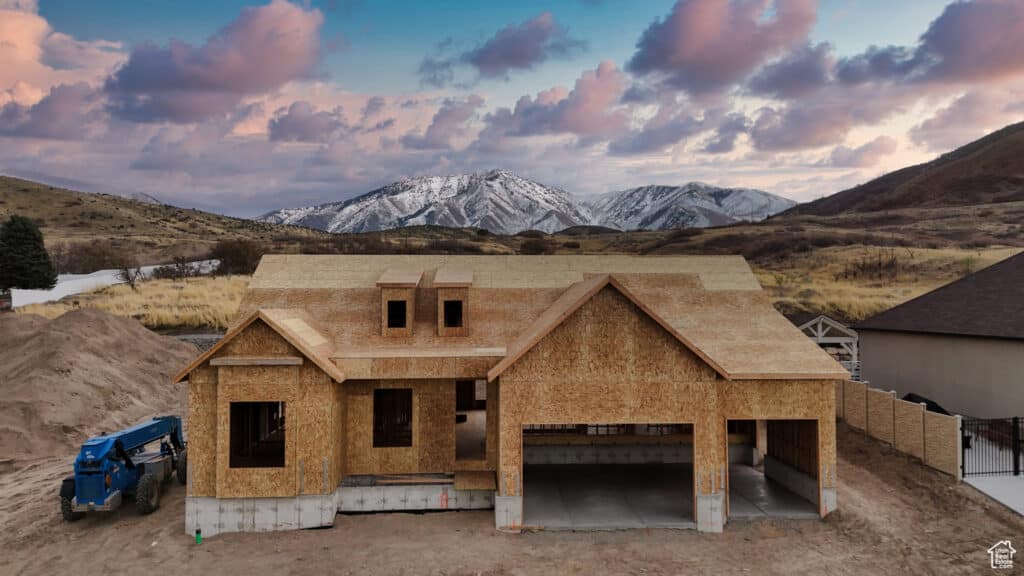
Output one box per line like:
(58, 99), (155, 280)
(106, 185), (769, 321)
(518, 420), (821, 530)
(521, 423), (696, 529)
(727, 419), (820, 520)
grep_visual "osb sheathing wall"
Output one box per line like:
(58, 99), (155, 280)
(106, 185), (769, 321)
(381, 287), (415, 337)
(335, 355), (499, 381)
(866, 388), (896, 444)
(923, 411), (960, 477)
(437, 287), (469, 337)
(345, 379), (456, 475)
(893, 398), (925, 459)
(497, 286), (837, 499)
(187, 365), (217, 497)
(843, 380), (868, 430)
(187, 319), (341, 499)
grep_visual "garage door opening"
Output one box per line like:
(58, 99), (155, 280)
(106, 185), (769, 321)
(522, 423), (695, 530)
(727, 419), (819, 519)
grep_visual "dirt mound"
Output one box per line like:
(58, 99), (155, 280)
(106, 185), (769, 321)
(0, 309), (197, 460)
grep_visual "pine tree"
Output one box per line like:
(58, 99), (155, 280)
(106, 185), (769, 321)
(0, 215), (58, 291)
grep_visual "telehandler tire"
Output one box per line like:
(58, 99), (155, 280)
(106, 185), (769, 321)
(136, 473), (160, 515)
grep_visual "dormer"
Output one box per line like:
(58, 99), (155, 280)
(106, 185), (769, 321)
(377, 268), (421, 337)
(434, 267), (472, 337)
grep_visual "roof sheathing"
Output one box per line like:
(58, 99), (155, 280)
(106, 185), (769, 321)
(173, 308), (344, 383)
(251, 254), (762, 291)
(233, 255), (847, 380)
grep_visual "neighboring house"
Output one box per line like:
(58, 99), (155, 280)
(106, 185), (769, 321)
(787, 313), (860, 380)
(857, 252), (1024, 419)
(173, 255), (848, 537)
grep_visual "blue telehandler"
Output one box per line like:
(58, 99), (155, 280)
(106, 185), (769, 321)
(59, 415), (187, 521)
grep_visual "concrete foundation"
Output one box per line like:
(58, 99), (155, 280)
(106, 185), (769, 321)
(338, 484), (493, 512)
(820, 486), (837, 516)
(187, 483), (494, 537)
(495, 495), (523, 531)
(764, 456), (819, 506)
(696, 492), (725, 533)
(185, 493), (338, 538)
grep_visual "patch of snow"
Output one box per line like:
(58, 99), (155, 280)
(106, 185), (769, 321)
(11, 260), (218, 308)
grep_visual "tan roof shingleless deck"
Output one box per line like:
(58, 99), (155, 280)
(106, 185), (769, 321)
(176, 255), (847, 537)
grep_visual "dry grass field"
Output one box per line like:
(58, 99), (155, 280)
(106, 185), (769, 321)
(17, 276), (249, 330)
(17, 245), (1018, 329)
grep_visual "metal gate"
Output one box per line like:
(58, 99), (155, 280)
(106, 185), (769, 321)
(961, 417), (1022, 476)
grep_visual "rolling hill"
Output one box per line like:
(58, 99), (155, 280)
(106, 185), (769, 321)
(788, 120), (1024, 216)
(0, 175), (331, 263)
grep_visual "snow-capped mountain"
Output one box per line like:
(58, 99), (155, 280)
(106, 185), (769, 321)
(259, 171), (796, 234)
(587, 183), (796, 230)
(260, 169), (591, 235)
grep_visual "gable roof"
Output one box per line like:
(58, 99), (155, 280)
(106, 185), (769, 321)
(173, 308), (344, 383)
(856, 251), (1024, 340)
(486, 275), (729, 382)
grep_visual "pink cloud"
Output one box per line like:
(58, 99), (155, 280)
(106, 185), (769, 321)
(465, 12), (583, 79)
(823, 136), (898, 167)
(747, 42), (833, 99)
(608, 104), (711, 155)
(269, 101), (347, 143)
(837, 0), (1024, 86)
(0, 82), (103, 139)
(627, 0), (817, 94)
(477, 61), (628, 150)
(418, 12), (584, 87)
(909, 90), (1023, 152)
(105, 0), (323, 123)
(402, 95), (485, 150)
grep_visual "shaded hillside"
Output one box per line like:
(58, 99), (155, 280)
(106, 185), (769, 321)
(789, 121), (1024, 216)
(0, 176), (331, 263)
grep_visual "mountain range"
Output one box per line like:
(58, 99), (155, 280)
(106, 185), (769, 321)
(260, 169), (796, 234)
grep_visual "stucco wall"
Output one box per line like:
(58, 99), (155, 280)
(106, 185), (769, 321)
(860, 330), (1024, 418)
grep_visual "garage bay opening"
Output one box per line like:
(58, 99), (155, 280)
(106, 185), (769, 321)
(522, 423), (695, 529)
(726, 419), (820, 519)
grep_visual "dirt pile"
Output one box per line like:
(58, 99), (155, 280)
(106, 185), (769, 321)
(0, 309), (197, 460)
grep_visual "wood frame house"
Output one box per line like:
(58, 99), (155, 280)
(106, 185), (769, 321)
(174, 255), (848, 536)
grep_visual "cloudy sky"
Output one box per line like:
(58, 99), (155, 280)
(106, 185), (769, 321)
(1, 0), (1022, 216)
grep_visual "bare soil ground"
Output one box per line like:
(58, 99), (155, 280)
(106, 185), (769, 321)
(2, 424), (1020, 576)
